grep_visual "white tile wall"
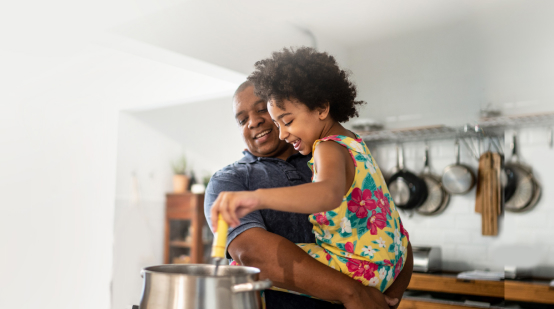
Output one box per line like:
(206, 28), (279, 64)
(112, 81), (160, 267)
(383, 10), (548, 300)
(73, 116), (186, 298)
(370, 127), (554, 277)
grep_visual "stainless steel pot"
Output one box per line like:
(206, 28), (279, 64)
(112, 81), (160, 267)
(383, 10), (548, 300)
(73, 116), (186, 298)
(139, 264), (272, 309)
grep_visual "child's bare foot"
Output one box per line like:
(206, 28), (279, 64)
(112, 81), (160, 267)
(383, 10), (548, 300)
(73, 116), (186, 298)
(384, 295), (398, 307)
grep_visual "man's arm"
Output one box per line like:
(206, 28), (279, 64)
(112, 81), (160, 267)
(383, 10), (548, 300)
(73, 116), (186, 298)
(229, 227), (392, 309)
(383, 242), (414, 309)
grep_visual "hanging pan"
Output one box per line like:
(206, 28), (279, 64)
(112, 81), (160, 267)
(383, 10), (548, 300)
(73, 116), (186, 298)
(416, 145), (450, 215)
(388, 145), (428, 211)
(504, 135), (541, 212)
(442, 139), (476, 195)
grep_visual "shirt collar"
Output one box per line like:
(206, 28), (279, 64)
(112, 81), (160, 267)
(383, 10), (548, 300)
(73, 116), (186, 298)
(238, 150), (258, 164)
(238, 150), (309, 164)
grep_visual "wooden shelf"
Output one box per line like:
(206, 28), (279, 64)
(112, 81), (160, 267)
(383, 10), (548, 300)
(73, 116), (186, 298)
(164, 193), (208, 264)
(169, 240), (193, 248)
(170, 240), (211, 248)
(408, 273), (504, 298)
(505, 280), (554, 304)
(406, 273), (554, 306)
(399, 299), (475, 309)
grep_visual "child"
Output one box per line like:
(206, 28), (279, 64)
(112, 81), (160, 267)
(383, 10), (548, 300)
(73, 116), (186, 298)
(211, 47), (409, 299)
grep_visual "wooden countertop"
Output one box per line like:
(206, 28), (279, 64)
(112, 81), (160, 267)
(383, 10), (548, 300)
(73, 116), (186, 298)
(404, 272), (554, 305)
(407, 273), (504, 298)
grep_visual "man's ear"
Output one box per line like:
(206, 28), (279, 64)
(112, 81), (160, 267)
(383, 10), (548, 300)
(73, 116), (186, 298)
(318, 102), (330, 120)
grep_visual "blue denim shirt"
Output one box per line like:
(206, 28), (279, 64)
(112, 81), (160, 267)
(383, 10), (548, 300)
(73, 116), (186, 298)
(204, 151), (343, 309)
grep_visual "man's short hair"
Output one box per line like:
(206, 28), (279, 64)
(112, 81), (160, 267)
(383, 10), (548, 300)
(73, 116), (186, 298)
(233, 80), (254, 98)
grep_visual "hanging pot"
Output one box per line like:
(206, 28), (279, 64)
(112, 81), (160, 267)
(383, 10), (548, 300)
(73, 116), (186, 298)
(505, 135), (541, 212)
(442, 139), (476, 195)
(416, 145), (450, 215)
(388, 145), (428, 211)
(139, 264), (272, 309)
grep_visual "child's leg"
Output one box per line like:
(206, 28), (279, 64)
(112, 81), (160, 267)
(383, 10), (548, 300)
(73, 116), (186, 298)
(296, 243), (342, 270)
(298, 244), (388, 292)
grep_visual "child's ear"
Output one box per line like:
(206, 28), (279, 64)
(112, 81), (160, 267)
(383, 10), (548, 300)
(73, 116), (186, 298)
(318, 102), (330, 120)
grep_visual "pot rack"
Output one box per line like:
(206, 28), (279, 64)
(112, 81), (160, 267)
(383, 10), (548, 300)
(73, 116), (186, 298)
(357, 112), (554, 158)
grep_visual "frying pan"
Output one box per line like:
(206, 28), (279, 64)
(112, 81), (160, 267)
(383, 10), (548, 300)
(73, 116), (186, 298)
(505, 135), (541, 212)
(388, 145), (428, 210)
(442, 140), (476, 194)
(417, 145), (450, 215)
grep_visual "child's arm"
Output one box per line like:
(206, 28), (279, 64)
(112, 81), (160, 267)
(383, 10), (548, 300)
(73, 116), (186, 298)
(211, 141), (348, 229)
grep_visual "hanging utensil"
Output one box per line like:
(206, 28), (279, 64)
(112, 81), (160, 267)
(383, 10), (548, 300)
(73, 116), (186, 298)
(417, 145), (450, 215)
(388, 145), (428, 211)
(442, 139), (476, 194)
(476, 152), (501, 236)
(505, 135), (541, 212)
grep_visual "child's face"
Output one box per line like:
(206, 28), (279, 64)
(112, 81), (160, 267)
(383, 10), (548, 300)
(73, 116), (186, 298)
(268, 98), (326, 155)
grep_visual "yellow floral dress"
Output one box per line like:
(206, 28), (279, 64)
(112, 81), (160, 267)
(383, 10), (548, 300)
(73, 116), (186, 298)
(295, 134), (410, 292)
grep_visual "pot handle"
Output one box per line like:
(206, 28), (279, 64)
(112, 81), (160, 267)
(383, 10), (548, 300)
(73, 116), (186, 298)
(232, 279), (272, 293)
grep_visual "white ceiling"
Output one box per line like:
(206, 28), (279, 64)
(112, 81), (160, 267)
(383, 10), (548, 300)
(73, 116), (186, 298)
(108, 0), (513, 74)
(226, 0), (508, 47)
(0, 0), (517, 113)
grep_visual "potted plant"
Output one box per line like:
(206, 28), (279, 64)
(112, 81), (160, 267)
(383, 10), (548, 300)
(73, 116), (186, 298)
(171, 155), (190, 193)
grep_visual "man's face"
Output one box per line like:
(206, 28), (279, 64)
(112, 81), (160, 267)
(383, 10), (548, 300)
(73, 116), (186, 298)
(233, 86), (292, 157)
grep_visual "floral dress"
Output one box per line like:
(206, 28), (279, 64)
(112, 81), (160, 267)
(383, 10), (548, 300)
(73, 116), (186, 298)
(295, 134), (410, 293)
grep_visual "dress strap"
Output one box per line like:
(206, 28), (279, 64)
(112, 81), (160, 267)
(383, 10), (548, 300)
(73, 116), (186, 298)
(308, 135), (367, 174)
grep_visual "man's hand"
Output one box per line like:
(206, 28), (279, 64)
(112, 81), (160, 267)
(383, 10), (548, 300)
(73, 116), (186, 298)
(211, 191), (261, 229)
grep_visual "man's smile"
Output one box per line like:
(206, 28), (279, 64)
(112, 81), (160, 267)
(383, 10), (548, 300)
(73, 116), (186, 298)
(253, 128), (272, 142)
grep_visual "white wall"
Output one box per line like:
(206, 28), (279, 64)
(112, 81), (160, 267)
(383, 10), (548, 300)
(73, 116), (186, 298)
(349, 0), (554, 276)
(131, 96), (247, 174)
(112, 113), (185, 309)
(0, 38), (239, 309)
(369, 127), (554, 277)
(349, 20), (484, 129)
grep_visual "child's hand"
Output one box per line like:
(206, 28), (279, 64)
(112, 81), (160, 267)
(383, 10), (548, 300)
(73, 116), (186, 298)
(211, 191), (261, 230)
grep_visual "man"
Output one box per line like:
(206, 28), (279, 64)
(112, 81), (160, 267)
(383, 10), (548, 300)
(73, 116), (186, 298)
(204, 81), (413, 309)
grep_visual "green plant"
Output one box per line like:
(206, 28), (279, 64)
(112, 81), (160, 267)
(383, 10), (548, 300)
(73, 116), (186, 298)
(202, 174), (212, 187)
(171, 155), (188, 175)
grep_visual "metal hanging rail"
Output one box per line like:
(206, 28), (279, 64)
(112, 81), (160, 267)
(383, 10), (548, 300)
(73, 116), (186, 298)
(357, 112), (554, 147)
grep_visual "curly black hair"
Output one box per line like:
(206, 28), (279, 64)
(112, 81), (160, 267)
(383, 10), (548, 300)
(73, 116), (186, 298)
(247, 47), (365, 123)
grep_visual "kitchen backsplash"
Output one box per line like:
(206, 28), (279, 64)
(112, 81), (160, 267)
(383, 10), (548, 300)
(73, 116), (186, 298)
(369, 126), (554, 277)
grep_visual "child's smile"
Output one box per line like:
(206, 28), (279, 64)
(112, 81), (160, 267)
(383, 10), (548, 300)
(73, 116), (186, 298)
(267, 98), (327, 155)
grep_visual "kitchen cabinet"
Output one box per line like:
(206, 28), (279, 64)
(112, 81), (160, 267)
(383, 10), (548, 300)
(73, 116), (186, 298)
(164, 193), (212, 264)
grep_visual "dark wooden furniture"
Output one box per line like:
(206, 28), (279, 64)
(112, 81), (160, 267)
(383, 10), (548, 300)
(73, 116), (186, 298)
(164, 193), (211, 264)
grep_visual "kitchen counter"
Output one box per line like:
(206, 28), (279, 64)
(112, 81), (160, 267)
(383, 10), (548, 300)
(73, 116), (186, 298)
(399, 272), (554, 308)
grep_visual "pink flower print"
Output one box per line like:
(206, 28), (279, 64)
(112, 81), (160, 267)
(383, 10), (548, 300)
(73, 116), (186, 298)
(346, 258), (378, 281)
(314, 213), (329, 226)
(347, 188), (377, 218)
(367, 211), (387, 235)
(383, 259), (393, 267)
(374, 189), (391, 216)
(399, 219), (410, 242)
(394, 256), (403, 280)
(345, 241), (354, 253)
(326, 253), (331, 261)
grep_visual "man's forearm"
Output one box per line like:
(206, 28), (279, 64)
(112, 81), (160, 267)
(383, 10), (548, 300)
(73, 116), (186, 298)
(228, 227), (362, 303)
(384, 242), (413, 308)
